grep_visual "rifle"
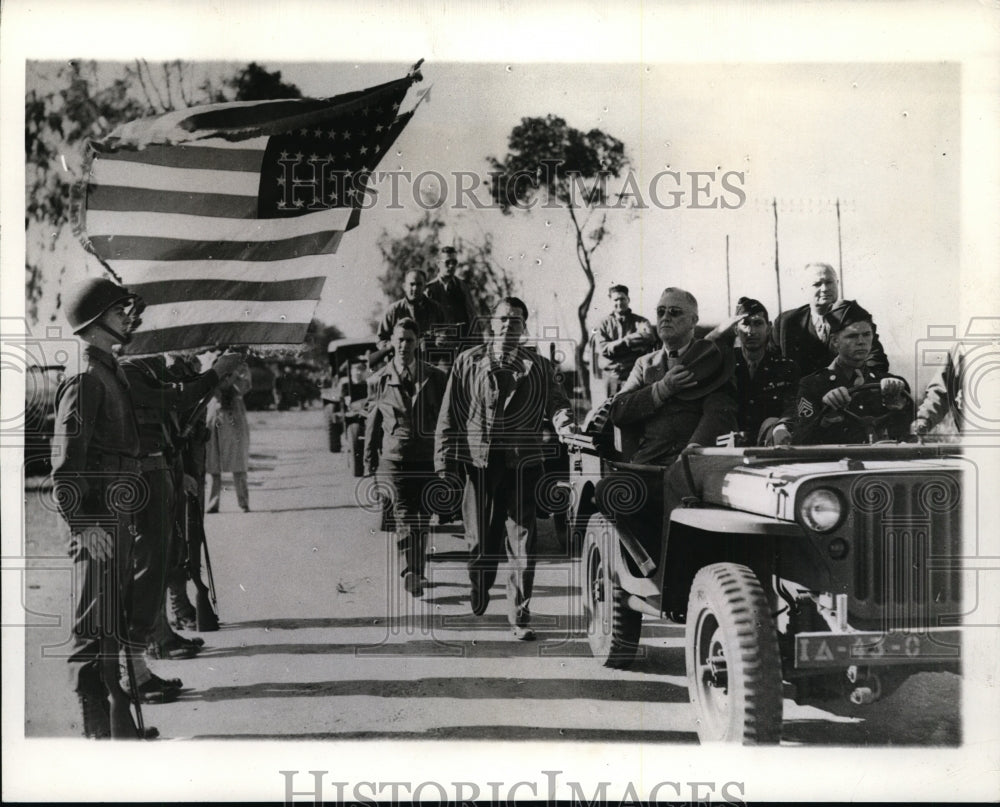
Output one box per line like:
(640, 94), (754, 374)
(185, 490), (220, 631)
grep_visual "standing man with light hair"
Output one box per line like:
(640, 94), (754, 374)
(770, 262), (889, 377)
(376, 268), (448, 355)
(591, 283), (657, 403)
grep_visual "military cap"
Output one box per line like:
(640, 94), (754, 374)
(824, 300), (873, 334)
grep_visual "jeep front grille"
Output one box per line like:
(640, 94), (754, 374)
(849, 473), (962, 629)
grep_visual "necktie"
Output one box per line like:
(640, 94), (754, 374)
(815, 318), (829, 343)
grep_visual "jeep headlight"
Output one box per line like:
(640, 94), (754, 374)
(799, 488), (844, 532)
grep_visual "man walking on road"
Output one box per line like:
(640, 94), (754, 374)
(364, 319), (448, 598)
(435, 297), (579, 640)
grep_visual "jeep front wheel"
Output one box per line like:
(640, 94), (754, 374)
(685, 563), (782, 744)
(583, 514), (642, 669)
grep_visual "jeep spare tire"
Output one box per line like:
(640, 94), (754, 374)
(583, 514), (642, 669)
(686, 562), (782, 744)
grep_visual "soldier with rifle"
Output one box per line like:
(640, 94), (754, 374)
(120, 347), (242, 699)
(51, 278), (155, 738)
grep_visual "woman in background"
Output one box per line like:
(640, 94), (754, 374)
(206, 358), (252, 513)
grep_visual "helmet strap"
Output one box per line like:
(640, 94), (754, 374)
(95, 320), (130, 344)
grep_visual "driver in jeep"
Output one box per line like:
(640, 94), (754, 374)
(792, 301), (911, 444)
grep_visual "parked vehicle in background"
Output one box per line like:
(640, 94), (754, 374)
(563, 410), (965, 745)
(23, 364), (65, 476)
(243, 355), (277, 410)
(324, 338), (379, 477)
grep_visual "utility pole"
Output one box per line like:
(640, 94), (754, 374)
(725, 234), (732, 315)
(772, 198), (782, 315)
(836, 198), (845, 297)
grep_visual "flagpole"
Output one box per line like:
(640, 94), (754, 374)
(725, 234), (732, 315)
(836, 198), (845, 297)
(772, 198), (782, 316)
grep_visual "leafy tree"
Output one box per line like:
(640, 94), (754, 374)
(487, 114), (629, 391)
(303, 317), (346, 367)
(24, 60), (302, 323)
(373, 210), (515, 332)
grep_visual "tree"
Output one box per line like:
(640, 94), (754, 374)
(24, 60), (302, 324)
(373, 210), (516, 332)
(487, 114), (629, 391)
(303, 317), (345, 367)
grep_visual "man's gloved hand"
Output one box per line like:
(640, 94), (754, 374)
(74, 527), (114, 562)
(652, 364), (697, 401)
(212, 351), (244, 379)
(821, 386), (851, 410)
(183, 474), (199, 497)
(881, 377), (907, 409)
(771, 423), (793, 446)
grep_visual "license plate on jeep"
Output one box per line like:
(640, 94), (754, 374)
(794, 629), (961, 669)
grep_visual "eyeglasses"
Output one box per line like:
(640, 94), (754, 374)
(657, 306), (690, 318)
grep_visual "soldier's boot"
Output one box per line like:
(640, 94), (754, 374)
(166, 570), (197, 632)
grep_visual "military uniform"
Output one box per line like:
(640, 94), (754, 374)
(591, 309), (657, 400)
(734, 346), (799, 445)
(793, 360), (910, 444)
(364, 359), (448, 588)
(376, 296), (448, 347)
(122, 357), (219, 652)
(51, 344), (142, 714)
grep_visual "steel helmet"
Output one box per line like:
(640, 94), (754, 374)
(64, 277), (136, 334)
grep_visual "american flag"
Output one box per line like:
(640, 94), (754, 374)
(77, 68), (422, 354)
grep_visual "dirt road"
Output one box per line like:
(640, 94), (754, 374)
(23, 409), (959, 745)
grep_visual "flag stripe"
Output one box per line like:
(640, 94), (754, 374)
(86, 208), (354, 241)
(90, 158), (261, 196)
(89, 230), (344, 261)
(128, 277), (326, 306)
(128, 322), (309, 353)
(98, 144), (264, 172)
(109, 256), (338, 284)
(86, 185), (259, 218)
(140, 299), (319, 330)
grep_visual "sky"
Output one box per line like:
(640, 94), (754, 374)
(279, 60), (961, 383)
(11, 57), (972, 387)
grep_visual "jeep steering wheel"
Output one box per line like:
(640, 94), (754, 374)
(825, 381), (910, 442)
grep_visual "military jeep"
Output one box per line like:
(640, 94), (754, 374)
(563, 416), (964, 745)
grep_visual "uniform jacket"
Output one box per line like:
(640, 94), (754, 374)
(735, 346), (799, 444)
(592, 310), (657, 378)
(122, 359), (219, 458)
(51, 344), (141, 530)
(376, 295), (448, 346)
(610, 343), (738, 465)
(425, 276), (477, 336)
(915, 346), (966, 432)
(771, 302), (890, 377)
(793, 360), (911, 445)
(364, 359), (447, 473)
(435, 344), (575, 472)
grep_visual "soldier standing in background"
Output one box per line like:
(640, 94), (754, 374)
(590, 284), (657, 403)
(425, 244), (478, 372)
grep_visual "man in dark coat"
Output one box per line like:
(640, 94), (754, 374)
(364, 318), (448, 597)
(793, 301), (910, 444)
(425, 245), (478, 370)
(376, 268), (448, 353)
(707, 296), (799, 445)
(770, 262), (889, 377)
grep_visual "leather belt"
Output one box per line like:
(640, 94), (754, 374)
(139, 451), (169, 472)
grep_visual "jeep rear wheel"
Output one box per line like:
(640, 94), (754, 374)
(686, 563), (782, 744)
(583, 514), (642, 668)
(327, 418), (343, 453)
